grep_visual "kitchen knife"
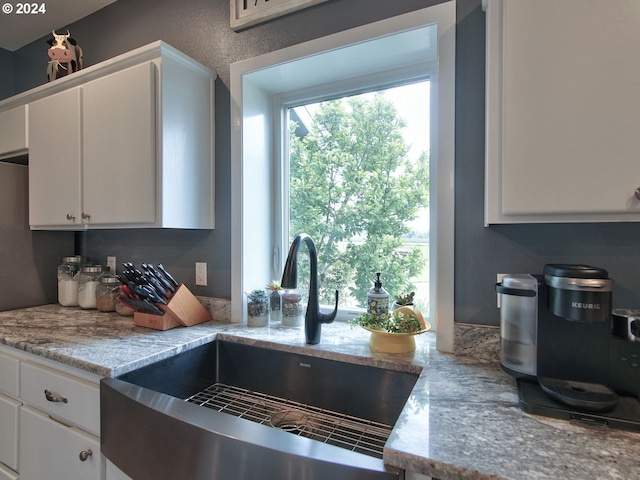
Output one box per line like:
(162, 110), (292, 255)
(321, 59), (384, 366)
(144, 264), (176, 293)
(139, 284), (167, 305)
(117, 296), (164, 315)
(144, 274), (171, 300)
(119, 284), (135, 298)
(158, 264), (180, 288)
(128, 282), (166, 305)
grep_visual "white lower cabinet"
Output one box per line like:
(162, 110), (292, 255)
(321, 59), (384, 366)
(19, 406), (102, 480)
(0, 394), (19, 472)
(0, 344), (104, 480)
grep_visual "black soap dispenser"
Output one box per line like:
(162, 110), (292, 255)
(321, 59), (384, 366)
(367, 272), (389, 319)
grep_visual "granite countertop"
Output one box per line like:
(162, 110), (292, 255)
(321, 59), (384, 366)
(0, 304), (638, 480)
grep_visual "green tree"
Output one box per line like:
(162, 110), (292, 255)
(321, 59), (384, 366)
(289, 93), (429, 307)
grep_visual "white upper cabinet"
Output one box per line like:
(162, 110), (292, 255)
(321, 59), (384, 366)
(2, 41), (215, 230)
(484, 0), (640, 224)
(0, 106), (28, 160)
(29, 88), (83, 227)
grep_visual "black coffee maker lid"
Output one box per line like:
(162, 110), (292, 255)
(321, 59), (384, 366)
(543, 264), (609, 279)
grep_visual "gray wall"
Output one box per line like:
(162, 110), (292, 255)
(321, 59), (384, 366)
(0, 48), (12, 99)
(0, 50), (73, 311)
(0, 163), (74, 309)
(3, 0), (640, 323)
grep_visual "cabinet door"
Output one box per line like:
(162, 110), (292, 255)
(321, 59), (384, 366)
(28, 88), (83, 227)
(0, 105), (28, 159)
(485, 0), (640, 223)
(82, 62), (156, 226)
(0, 394), (19, 472)
(20, 405), (102, 480)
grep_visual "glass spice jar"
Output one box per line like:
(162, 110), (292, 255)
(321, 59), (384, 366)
(78, 265), (107, 309)
(57, 256), (89, 306)
(96, 275), (121, 312)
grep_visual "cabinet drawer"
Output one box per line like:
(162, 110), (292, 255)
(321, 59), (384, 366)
(0, 105), (28, 159)
(0, 394), (19, 472)
(20, 361), (99, 436)
(20, 405), (102, 480)
(0, 462), (18, 480)
(0, 351), (20, 397)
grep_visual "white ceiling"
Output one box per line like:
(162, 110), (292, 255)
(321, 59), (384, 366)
(0, 0), (117, 52)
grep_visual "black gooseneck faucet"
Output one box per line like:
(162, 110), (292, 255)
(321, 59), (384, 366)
(280, 233), (339, 344)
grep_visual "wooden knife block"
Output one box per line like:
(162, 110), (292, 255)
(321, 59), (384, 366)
(133, 284), (212, 331)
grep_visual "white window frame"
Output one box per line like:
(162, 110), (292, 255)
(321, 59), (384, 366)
(231, 1), (455, 352)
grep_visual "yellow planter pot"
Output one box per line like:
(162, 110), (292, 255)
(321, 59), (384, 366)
(364, 324), (431, 354)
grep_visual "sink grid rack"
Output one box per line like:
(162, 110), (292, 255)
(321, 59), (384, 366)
(186, 383), (393, 459)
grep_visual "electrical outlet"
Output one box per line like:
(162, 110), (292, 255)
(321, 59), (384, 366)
(496, 273), (507, 308)
(107, 256), (117, 275)
(195, 262), (207, 286)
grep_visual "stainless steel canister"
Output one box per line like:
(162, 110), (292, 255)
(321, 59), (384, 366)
(496, 274), (538, 377)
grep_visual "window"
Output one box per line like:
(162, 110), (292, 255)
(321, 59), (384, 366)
(284, 82), (431, 313)
(231, 2), (455, 351)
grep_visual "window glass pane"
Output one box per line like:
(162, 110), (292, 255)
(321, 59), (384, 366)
(288, 81), (430, 312)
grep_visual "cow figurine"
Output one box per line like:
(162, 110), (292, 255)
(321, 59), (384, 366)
(47, 30), (83, 82)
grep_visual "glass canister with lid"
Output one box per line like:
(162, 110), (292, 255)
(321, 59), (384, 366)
(96, 275), (122, 312)
(57, 256), (89, 306)
(78, 265), (107, 309)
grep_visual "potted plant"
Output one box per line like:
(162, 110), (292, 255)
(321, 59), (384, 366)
(280, 288), (304, 326)
(265, 280), (283, 322)
(245, 289), (269, 327)
(352, 305), (429, 354)
(391, 291), (415, 311)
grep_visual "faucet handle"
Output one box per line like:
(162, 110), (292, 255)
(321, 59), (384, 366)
(319, 290), (339, 324)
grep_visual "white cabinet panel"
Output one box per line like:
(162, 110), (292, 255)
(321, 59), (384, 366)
(82, 62), (156, 226)
(28, 88), (82, 227)
(0, 350), (20, 397)
(0, 394), (20, 472)
(0, 105), (28, 159)
(19, 406), (102, 480)
(0, 463), (18, 480)
(20, 361), (100, 436)
(485, 0), (640, 223)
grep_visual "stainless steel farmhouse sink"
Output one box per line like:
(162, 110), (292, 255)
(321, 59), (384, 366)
(101, 339), (419, 480)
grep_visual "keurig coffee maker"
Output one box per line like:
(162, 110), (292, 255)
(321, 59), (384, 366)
(496, 264), (640, 431)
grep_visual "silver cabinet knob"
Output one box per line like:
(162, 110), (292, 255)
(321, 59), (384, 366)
(635, 188), (640, 200)
(81, 212), (91, 220)
(66, 213), (75, 221)
(79, 449), (93, 462)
